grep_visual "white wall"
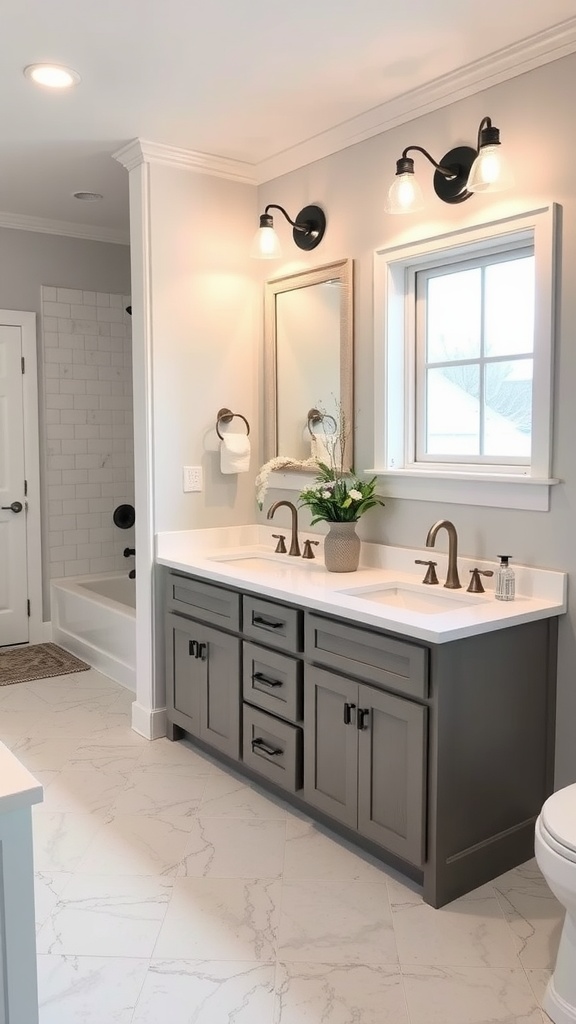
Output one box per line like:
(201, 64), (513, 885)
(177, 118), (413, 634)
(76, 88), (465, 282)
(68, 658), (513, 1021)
(258, 52), (576, 787)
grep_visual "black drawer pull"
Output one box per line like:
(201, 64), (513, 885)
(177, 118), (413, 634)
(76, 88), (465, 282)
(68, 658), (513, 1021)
(252, 614), (284, 630)
(251, 737), (283, 757)
(197, 643), (207, 661)
(357, 708), (369, 730)
(343, 701), (356, 725)
(253, 671), (283, 689)
(189, 640), (198, 657)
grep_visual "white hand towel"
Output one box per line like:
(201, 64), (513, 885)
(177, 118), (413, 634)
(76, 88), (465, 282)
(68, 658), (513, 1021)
(220, 433), (251, 474)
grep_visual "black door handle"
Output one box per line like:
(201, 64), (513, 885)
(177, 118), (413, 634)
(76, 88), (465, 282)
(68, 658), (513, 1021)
(189, 640), (198, 657)
(1, 501), (23, 513)
(343, 702), (356, 725)
(357, 708), (369, 730)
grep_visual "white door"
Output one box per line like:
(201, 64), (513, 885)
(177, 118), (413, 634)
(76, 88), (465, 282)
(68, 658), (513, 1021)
(0, 324), (28, 646)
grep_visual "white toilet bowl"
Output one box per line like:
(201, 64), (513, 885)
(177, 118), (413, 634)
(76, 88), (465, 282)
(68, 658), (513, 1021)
(535, 782), (576, 1024)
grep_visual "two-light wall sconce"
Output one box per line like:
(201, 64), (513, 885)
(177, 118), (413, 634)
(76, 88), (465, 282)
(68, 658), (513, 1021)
(251, 115), (513, 256)
(386, 115), (513, 214)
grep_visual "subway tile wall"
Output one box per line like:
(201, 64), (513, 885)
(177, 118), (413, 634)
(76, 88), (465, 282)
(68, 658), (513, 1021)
(41, 286), (135, 580)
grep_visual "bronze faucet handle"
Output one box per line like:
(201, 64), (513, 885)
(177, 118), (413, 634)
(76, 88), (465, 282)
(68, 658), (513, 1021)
(272, 534), (287, 554)
(302, 539), (319, 560)
(415, 559), (439, 585)
(467, 568), (494, 593)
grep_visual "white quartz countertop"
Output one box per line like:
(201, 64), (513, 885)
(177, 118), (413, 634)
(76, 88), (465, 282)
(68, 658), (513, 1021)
(156, 526), (567, 644)
(0, 742), (43, 814)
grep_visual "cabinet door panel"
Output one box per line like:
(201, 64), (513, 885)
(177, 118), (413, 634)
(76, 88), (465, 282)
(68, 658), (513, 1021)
(201, 624), (241, 759)
(357, 685), (427, 866)
(167, 613), (203, 736)
(304, 666), (358, 829)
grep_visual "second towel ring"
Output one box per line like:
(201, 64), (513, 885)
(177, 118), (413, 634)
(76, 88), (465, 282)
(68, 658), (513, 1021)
(216, 407), (251, 440)
(307, 408), (337, 438)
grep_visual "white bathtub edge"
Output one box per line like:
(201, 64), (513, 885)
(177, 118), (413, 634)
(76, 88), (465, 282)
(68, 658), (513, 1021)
(131, 702), (167, 740)
(52, 626), (136, 693)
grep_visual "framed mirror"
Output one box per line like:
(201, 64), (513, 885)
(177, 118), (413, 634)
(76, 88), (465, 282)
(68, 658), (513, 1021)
(264, 258), (353, 468)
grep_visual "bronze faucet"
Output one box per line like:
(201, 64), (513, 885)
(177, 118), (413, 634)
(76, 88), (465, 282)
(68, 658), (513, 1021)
(425, 519), (461, 589)
(267, 500), (301, 556)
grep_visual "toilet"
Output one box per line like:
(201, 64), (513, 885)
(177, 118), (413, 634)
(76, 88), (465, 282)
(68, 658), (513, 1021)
(535, 783), (576, 1024)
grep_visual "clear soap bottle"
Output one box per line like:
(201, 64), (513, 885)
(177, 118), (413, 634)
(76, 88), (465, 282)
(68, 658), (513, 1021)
(495, 555), (515, 601)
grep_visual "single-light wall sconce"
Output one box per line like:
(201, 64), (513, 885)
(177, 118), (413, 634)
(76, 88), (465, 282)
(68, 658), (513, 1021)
(385, 116), (514, 214)
(250, 203), (326, 259)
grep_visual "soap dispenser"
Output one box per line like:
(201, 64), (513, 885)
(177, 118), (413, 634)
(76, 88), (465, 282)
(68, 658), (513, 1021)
(495, 555), (515, 602)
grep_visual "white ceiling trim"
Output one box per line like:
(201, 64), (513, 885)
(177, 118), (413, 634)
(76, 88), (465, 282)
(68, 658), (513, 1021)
(113, 139), (258, 184)
(255, 16), (576, 183)
(0, 209), (129, 245)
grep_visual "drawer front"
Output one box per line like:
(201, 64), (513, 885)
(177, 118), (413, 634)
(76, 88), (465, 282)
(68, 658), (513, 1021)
(243, 642), (303, 722)
(305, 613), (428, 700)
(167, 572), (240, 630)
(242, 705), (303, 792)
(243, 595), (302, 653)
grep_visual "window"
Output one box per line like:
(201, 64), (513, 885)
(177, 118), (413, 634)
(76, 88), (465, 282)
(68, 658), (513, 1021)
(372, 206), (558, 511)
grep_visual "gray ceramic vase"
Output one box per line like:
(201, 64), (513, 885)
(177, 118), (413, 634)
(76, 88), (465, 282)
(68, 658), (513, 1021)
(324, 521), (361, 572)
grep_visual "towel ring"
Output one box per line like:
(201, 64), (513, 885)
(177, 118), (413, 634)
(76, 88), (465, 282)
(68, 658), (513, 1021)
(307, 408), (337, 438)
(216, 407), (251, 440)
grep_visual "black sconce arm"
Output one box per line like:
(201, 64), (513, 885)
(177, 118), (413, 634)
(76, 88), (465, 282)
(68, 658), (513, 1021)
(263, 204), (308, 233)
(401, 145), (456, 180)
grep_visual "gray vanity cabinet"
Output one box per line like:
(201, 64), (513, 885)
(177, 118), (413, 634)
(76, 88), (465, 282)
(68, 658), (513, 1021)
(305, 665), (427, 866)
(166, 611), (241, 759)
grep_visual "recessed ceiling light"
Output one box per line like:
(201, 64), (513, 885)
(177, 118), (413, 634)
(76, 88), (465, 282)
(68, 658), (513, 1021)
(73, 192), (104, 202)
(24, 64), (81, 88)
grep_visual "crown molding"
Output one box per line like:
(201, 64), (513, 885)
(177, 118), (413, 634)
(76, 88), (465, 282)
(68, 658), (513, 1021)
(0, 209), (129, 245)
(255, 16), (576, 183)
(113, 138), (258, 184)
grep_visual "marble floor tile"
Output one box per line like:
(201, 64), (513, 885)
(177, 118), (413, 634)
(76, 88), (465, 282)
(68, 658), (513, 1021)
(62, 738), (144, 775)
(76, 813), (194, 876)
(525, 967), (553, 1008)
(37, 954), (150, 1023)
(492, 860), (564, 968)
(41, 768), (128, 817)
(34, 871), (73, 931)
(3, 735), (81, 772)
(36, 874), (172, 957)
(0, 685), (55, 712)
(0, 706), (42, 737)
(132, 959), (276, 1024)
(135, 737), (220, 776)
(30, 681), (124, 711)
(199, 771), (291, 819)
(32, 810), (102, 872)
(278, 879), (397, 965)
(109, 770), (207, 823)
(153, 877), (281, 960)
(178, 817), (286, 878)
(401, 966), (544, 1024)
(389, 877), (519, 967)
(283, 818), (390, 882)
(274, 962), (409, 1024)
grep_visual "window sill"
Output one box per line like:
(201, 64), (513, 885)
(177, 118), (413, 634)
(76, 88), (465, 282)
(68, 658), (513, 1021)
(365, 468), (560, 511)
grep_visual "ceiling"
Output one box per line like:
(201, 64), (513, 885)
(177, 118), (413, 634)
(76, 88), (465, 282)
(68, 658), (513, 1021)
(2, 0), (576, 240)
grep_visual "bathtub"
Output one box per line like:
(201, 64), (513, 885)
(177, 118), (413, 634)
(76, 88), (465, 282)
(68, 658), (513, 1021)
(51, 572), (136, 691)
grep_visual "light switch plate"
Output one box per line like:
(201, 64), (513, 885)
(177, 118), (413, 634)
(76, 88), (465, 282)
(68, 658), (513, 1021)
(183, 466), (203, 492)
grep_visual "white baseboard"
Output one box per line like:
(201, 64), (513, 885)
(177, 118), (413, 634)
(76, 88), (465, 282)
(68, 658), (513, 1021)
(131, 702), (167, 740)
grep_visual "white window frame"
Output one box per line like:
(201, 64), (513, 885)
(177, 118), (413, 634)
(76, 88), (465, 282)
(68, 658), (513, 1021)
(371, 205), (559, 511)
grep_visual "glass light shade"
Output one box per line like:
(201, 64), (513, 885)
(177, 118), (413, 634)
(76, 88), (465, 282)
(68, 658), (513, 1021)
(385, 172), (425, 214)
(467, 145), (514, 193)
(250, 225), (282, 259)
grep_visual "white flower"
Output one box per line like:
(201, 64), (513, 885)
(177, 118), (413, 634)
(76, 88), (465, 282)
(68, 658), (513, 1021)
(321, 490), (332, 499)
(348, 488), (362, 501)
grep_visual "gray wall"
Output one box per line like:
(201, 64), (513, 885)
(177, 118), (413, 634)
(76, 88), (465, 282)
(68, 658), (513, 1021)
(258, 52), (576, 788)
(0, 228), (131, 617)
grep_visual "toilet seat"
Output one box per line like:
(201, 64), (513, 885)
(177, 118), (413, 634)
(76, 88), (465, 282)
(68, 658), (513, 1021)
(540, 783), (576, 863)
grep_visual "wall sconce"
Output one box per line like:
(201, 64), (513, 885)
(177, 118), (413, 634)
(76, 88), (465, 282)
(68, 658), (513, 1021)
(385, 116), (514, 214)
(250, 203), (326, 259)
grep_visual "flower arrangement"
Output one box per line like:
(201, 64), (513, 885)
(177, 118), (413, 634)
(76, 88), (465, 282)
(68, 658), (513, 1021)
(299, 461), (383, 524)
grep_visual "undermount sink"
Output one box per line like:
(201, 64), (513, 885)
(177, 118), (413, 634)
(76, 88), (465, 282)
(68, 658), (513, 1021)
(209, 551), (322, 572)
(339, 582), (482, 614)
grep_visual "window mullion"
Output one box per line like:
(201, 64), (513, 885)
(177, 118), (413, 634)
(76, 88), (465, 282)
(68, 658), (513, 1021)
(479, 265), (486, 456)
